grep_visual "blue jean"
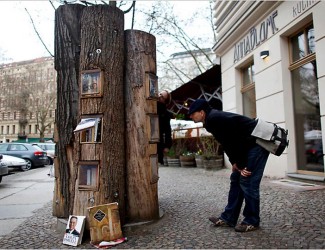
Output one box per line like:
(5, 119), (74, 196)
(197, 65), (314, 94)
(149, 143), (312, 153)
(220, 144), (269, 227)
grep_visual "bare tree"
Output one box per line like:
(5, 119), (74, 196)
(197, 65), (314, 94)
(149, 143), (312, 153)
(135, 1), (217, 91)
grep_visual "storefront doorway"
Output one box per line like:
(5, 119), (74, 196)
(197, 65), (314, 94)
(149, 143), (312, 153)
(292, 60), (323, 173)
(290, 23), (324, 175)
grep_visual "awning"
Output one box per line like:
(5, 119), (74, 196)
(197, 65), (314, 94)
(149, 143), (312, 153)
(168, 64), (222, 118)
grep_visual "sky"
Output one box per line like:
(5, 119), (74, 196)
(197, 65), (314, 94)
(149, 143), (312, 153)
(0, 1), (212, 64)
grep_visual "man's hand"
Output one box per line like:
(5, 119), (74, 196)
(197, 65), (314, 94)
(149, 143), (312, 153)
(232, 164), (252, 177)
(240, 168), (252, 177)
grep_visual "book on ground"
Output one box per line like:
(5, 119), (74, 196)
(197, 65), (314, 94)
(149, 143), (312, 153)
(63, 215), (86, 246)
(87, 202), (123, 245)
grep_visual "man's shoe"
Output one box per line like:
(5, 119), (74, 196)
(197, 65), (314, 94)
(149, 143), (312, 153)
(234, 223), (258, 232)
(208, 217), (229, 227)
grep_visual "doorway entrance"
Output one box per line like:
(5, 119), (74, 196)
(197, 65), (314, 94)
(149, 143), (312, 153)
(292, 60), (324, 174)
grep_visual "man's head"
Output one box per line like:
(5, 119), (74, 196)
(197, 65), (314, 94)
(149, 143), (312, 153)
(188, 99), (210, 123)
(69, 216), (78, 230)
(158, 90), (171, 105)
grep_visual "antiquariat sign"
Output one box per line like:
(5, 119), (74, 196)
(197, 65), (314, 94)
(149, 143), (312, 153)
(233, 0), (318, 64)
(292, 0), (317, 18)
(233, 11), (279, 63)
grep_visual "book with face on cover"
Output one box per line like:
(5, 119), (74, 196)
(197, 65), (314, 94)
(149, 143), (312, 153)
(63, 215), (86, 246)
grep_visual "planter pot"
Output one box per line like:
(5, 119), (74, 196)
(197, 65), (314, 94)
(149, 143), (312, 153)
(195, 155), (204, 168)
(179, 155), (196, 167)
(163, 156), (168, 166)
(166, 156), (181, 167)
(203, 158), (223, 170)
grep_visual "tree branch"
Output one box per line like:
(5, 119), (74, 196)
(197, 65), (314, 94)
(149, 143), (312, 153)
(25, 8), (54, 57)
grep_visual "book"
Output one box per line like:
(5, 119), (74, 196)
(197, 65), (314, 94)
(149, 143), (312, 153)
(74, 118), (99, 133)
(87, 202), (123, 245)
(62, 215), (86, 247)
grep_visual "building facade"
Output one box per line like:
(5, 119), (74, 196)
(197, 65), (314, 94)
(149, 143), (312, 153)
(213, 0), (324, 179)
(0, 57), (56, 142)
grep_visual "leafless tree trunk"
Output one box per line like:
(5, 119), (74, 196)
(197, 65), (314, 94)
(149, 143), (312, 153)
(124, 29), (159, 222)
(54, 3), (85, 217)
(73, 5), (126, 224)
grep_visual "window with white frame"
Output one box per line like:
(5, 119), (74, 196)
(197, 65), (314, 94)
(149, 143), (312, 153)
(241, 61), (256, 118)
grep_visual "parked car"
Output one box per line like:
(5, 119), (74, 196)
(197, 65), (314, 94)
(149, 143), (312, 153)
(306, 140), (324, 164)
(32, 142), (55, 165)
(1, 154), (29, 171)
(0, 154), (9, 183)
(0, 143), (48, 171)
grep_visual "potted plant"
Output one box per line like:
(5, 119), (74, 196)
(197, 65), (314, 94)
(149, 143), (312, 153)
(166, 142), (181, 167)
(194, 148), (204, 168)
(201, 136), (223, 170)
(179, 150), (196, 167)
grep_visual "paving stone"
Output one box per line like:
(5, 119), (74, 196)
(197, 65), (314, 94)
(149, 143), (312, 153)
(0, 167), (325, 248)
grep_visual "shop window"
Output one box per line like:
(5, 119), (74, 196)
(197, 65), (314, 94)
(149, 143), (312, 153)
(241, 61), (256, 118)
(74, 117), (102, 143)
(81, 69), (103, 97)
(78, 161), (99, 191)
(289, 22), (323, 173)
(290, 23), (315, 63)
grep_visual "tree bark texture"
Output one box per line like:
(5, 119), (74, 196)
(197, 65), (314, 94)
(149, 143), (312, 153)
(54, 4), (85, 218)
(124, 29), (159, 222)
(73, 5), (126, 223)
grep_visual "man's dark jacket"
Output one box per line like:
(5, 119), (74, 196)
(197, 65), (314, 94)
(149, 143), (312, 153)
(157, 102), (172, 163)
(204, 108), (258, 169)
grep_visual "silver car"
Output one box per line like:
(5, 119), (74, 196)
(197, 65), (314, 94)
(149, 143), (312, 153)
(1, 154), (29, 171)
(0, 154), (9, 183)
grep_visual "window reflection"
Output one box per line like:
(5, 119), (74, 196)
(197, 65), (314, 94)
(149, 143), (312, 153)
(291, 24), (314, 61)
(292, 60), (323, 172)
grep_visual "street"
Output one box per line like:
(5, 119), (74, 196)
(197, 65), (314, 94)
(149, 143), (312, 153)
(0, 165), (54, 236)
(0, 166), (325, 248)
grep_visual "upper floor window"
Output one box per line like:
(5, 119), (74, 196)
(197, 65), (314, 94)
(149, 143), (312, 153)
(241, 61), (256, 118)
(290, 23), (315, 63)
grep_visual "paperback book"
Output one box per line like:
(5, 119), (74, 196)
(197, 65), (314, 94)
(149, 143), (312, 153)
(63, 215), (86, 246)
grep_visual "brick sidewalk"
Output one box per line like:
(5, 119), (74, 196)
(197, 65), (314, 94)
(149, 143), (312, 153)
(1, 166), (325, 249)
